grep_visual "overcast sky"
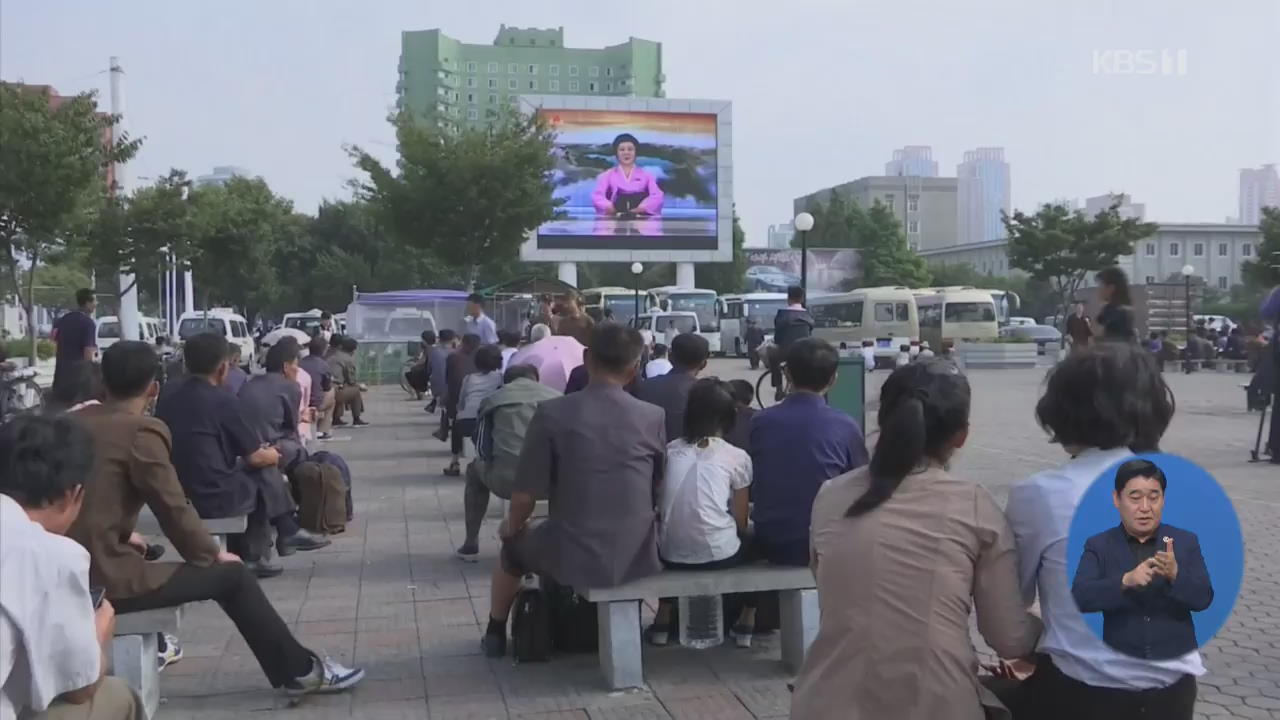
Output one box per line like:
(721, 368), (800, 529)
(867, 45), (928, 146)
(3, 0), (1276, 246)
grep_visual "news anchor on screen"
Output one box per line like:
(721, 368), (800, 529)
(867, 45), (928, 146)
(1071, 458), (1214, 660)
(591, 133), (664, 217)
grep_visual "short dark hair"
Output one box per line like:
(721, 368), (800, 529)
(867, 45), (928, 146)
(65, 362), (103, 408)
(421, 330), (437, 345)
(184, 332), (231, 375)
(1096, 266), (1132, 306)
(587, 323), (644, 375)
(475, 344), (503, 373)
(787, 285), (805, 304)
(308, 335), (328, 357)
(460, 333), (482, 353)
(498, 329), (520, 348)
(786, 338), (839, 391)
(1114, 458), (1167, 494)
(669, 333), (710, 370)
(612, 133), (640, 152)
(0, 414), (94, 509)
(341, 337), (358, 353)
(265, 340), (300, 373)
(76, 288), (94, 306)
(651, 343), (668, 359)
(101, 341), (160, 399)
(467, 293), (485, 305)
(439, 329), (457, 343)
(321, 311), (332, 320)
(504, 364), (539, 383)
(1035, 342), (1173, 453)
(329, 333), (345, 348)
(728, 379), (754, 407)
(682, 379), (737, 443)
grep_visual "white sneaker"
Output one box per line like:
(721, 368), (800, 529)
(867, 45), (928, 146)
(282, 654), (365, 698)
(157, 633), (183, 670)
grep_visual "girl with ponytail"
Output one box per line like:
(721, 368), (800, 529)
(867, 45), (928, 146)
(790, 359), (1040, 720)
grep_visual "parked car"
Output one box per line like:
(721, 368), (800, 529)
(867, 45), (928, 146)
(745, 265), (801, 292)
(999, 324), (1062, 355)
(1005, 316), (1037, 328)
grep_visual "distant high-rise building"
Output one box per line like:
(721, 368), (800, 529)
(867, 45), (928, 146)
(794, 176), (959, 252)
(1238, 164), (1280, 226)
(766, 223), (795, 249)
(1084, 192), (1146, 220)
(195, 166), (252, 188)
(397, 25), (664, 131)
(956, 148), (1011, 245)
(885, 146), (938, 178)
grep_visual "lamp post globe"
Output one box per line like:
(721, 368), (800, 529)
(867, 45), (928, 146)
(630, 262), (644, 275)
(794, 212), (815, 232)
(794, 212), (815, 298)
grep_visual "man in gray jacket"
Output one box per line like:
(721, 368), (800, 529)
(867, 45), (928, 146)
(455, 363), (561, 562)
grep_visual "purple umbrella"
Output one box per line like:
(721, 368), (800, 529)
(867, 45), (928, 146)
(507, 336), (586, 393)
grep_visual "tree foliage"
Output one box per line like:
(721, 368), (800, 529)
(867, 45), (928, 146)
(1004, 200), (1158, 324)
(795, 194), (930, 287)
(349, 110), (560, 288)
(1242, 206), (1280, 291)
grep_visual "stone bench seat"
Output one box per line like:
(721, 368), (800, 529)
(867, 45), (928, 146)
(112, 606), (183, 718)
(136, 511), (248, 551)
(578, 565), (818, 690)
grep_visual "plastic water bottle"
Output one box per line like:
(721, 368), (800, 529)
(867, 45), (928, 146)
(678, 595), (724, 649)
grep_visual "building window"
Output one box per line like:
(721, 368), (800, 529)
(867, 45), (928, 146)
(467, 93), (475, 103)
(568, 80), (579, 91)
(569, 65), (579, 76)
(1145, 275), (1156, 284)
(466, 77), (477, 88)
(550, 64), (560, 76)
(528, 80), (538, 90)
(549, 79), (560, 92)
(488, 62), (499, 73)
(907, 219), (920, 234)
(907, 194), (919, 212)
(1144, 242), (1156, 256)
(508, 63), (518, 74)
(883, 194), (895, 212)
(589, 66), (600, 77)
(508, 79), (518, 90)
(466, 61), (478, 72)
(1243, 243), (1253, 257)
(1218, 242), (1228, 256)
(488, 78), (498, 89)
(528, 64), (538, 74)
(605, 81), (613, 92)
(1218, 276), (1228, 290)
(488, 93), (498, 104)
(587, 81), (598, 92)
(606, 67), (614, 77)
(1193, 242), (1204, 257)
(467, 108), (479, 121)
(1169, 243), (1180, 257)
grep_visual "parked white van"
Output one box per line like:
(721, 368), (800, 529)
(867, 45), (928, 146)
(177, 309), (255, 367)
(97, 315), (164, 350)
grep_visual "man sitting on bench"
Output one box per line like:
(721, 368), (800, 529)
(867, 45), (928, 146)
(482, 324), (666, 657)
(68, 341), (365, 697)
(0, 415), (142, 720)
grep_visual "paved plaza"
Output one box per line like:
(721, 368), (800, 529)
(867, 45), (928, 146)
(151, 359), (1277, 719)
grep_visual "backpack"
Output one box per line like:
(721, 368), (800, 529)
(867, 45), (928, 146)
(309, 450), (354, 522)
(290, 461), (347, 534)
(510, 579), (551, 663)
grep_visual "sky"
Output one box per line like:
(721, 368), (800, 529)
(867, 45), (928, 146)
(3, 0), (1277, 247)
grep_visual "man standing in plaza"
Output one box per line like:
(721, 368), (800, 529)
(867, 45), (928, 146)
(1066, 303), (1092, 352)
(745, 317), (766, 370)
(553, 293), (595, 346)
(635, 333), (709, 443)
(481, 324), (664, 657)
(465, 293), (499, 345)
(51, 288), (98, 405)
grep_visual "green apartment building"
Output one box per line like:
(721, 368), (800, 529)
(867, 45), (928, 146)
(397, 25), (664, 130)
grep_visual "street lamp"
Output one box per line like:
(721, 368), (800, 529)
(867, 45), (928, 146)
(794, 212), (815, 300)
(631, 262), (644, 324)
(1182, 264), (1196, 342)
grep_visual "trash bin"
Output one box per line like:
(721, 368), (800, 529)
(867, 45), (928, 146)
(828, 355), (866, 429)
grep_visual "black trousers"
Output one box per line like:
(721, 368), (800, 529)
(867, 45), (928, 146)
(1012, 655), (1196, 720)
(113, 564), (313, 687)
(1269, 389), (1279, 461)
(452, 418), (476, 457)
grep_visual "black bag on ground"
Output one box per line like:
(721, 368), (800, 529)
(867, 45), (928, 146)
(290, 461), (347, 534)
(511, 580), (552, 663)
(544, 579), (598, 654)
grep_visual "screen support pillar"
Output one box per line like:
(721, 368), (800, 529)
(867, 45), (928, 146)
(558, 262), (578, 288)
(676, 262), (696, 289)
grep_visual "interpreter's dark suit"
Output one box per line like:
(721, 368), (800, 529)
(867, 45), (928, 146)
(1072, 524), (1213, 660)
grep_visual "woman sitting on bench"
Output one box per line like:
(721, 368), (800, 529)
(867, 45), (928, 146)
(649, 379), (758, 648)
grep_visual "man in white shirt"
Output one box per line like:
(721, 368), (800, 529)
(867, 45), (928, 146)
(0, 414), (141, 720)
(644, 343), (674, 378)
(464, 293), (499, 345)
(663, 319), (680, 349)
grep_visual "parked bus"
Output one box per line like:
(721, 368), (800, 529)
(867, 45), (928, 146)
(646, 286), (721, 354)
(581, 287), (643, 326)
(719, 293), (788, 357)
(914, 287), (999, 348)
(808, 286), (920, 367)
(916, 286), (1021, 325)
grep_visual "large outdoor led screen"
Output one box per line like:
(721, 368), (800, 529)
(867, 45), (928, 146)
(537, 108), (717, 250)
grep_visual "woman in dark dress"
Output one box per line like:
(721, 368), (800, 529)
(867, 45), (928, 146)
(1094, 266), (1137, 342)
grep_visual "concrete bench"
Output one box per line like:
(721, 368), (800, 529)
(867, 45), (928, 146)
(579, 565), (818, 690)
(112, 606), (182, 719)
(202, 516), (248, 551)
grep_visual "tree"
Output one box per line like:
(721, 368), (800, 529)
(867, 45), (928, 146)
(349, 109), (559, 288)
(793, 192), (858, 250)
(1242, 206), (1280, 291)
(1004, 200), (1158, 328)
(0, 84), (140, 357)
(856, 201), (931, 287)
(693, 214), (748, 294)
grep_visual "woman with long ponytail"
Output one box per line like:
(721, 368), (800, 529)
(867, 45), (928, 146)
(790, 359), (1040, 720)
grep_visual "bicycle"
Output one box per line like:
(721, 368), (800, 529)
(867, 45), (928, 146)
(754, 357), (793, 409)
(1, 366), (44, 422)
